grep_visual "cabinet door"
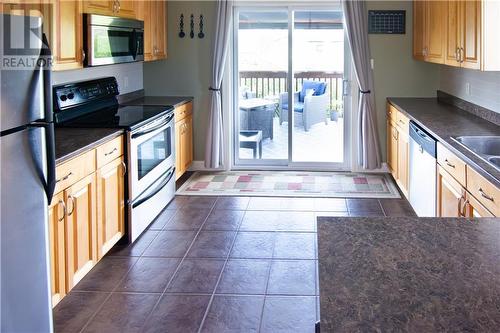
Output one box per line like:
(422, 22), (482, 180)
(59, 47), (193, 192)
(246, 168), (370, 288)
(387, 121), (399, 180)
(445, 0), (461, 67)
(48, 191), (66, 307)
(83, 0), (113, 15)
(182, 114), (193, 171)
(154, 0), (167, 59)
(96, 156), (125, 259)
(437, 166), (466, 217)
(65, 173), (97, 290)
(175, 119), (183, 180)
(116, 0), (136, 18)
(413, 0), (426, 60)
(425, 1), (446, 64)
(397, 130), (409, 197)
(142, 0), (154, 61)
(51, 0), (83, 71)
(461, 0), (481, 70)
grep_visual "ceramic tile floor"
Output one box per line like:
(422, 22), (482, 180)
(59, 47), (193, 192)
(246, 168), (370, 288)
(53, 195), (416, 333)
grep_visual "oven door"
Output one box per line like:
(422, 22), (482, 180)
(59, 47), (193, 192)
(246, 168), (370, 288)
(87, 25), (144, 66)
(128, 113), (175, 199)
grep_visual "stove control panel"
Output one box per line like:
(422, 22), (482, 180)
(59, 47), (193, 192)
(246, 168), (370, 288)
(53, 77), (119, 111)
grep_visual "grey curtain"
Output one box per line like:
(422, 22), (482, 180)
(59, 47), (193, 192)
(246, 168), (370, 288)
(204, 0), (233, 168)
(343, 0), (382, 170)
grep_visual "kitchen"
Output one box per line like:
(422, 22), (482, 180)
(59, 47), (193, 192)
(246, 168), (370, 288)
(1, 1), (499, 332)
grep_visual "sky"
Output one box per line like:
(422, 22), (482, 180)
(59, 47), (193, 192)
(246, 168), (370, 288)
(238, 29), (345, 72)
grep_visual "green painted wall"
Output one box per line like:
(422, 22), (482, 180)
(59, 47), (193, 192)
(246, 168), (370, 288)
(144, 0), (440, 163)
(144, 1), (215, 161)
(367, 1), (439, 160)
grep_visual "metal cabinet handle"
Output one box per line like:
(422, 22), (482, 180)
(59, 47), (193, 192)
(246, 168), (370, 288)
(104, 147), (118, 156)
(478, 188), (494, 202)
(117, 0), (120, 11)
(455, 47), (460, 62)
(56, 172), (73, 183)
(457, 196), (464, 217)
(121, 161), (127, 176)
(444, 159), (455, 168)
(459, 47), (464, 63)
(67, 196), (75, 216)
(82, 49), (86, 62)
(57, 200), (66, 222)
(461, 198), (469, 217)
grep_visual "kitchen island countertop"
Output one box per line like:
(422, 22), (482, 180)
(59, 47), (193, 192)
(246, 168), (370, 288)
(317, 216), (500, 332)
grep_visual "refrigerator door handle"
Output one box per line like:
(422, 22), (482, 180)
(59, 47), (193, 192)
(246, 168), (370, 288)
(41, 33), (53, 123)
(44, 123), (56, 201)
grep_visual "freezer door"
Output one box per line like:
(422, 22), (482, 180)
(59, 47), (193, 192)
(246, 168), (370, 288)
(0, 14), (46, 132)
(0, 127), (53, 333)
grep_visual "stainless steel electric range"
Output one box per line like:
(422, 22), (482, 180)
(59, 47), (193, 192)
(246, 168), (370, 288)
(53, 77), (175, 242)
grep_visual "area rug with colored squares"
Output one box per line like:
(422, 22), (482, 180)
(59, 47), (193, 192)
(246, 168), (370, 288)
(177, 171), (400, 199)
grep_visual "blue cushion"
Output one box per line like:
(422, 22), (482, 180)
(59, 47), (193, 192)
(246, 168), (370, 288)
(299, 81), (327, 102)
(282, 102), (304, 113)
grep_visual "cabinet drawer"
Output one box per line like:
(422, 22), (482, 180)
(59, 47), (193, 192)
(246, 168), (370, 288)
(55, 150), (96, 193)
(387, 104), (398, 123)
(396, 111), (410, 135)
(436, 143), (467, 186)
(175, 102), (193, 122)
(466, 166), (499, 217)
(96, 135), (124, 168)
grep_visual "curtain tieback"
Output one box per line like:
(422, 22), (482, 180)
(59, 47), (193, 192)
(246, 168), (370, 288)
(209, 87), (221, 91)
(359, 89), (371, 94)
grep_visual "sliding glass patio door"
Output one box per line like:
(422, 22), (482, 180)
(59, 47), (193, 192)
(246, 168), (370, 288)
(233, 5), (350, 170)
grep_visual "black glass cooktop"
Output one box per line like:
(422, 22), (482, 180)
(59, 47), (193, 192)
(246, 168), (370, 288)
(58, 105), (174, 130)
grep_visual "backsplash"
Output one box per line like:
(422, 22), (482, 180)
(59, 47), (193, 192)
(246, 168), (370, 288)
(52, 62), (143, 94)
(440, 66), (500, 114)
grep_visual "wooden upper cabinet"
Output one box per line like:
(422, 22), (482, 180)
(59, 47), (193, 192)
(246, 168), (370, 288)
(413, 0), (446, 64)
(48, 191), (67, 307)
(461, 0), (481, 70)
(143, 0), (167, 61)
(64, 173), (97, 290)
(50, 0), (83, 71)
(83, 0), (137, 18)
(154, 0), (167, 59)
(425, 1), (446, 64)
(413, 0), (426, 61)
(445, 0), (461, 66)
(96, 156), (125, 259)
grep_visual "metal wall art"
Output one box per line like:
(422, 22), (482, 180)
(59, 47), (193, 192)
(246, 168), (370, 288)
(178, 13), (205, 39)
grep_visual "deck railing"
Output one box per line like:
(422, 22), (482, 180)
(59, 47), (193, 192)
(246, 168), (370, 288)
(239, 71), (344, 110)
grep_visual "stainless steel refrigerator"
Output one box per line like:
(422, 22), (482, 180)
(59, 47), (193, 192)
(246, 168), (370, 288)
(1, 14), (56, 332)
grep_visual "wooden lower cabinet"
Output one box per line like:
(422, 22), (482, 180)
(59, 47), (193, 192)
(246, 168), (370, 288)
(175, 103), (194, 180)
(437, 165), (466, 217)
(96, 156), (126, 259)
(48, 192), (67, 307)
(48, 136), (126, 306)
(397, 129), (409, 197)
(465, 192), (495, 217)
(387, 120), (398, 177)
(64, 173), (98, 290)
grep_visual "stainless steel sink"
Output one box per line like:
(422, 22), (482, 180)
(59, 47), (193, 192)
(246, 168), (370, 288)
(452, 136), (500, 171)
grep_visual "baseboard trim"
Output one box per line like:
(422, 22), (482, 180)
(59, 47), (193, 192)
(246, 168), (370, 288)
(189, 160), (391, 173)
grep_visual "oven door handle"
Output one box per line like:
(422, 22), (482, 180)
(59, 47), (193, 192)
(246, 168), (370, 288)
(131, 113), (174, 139)
(131, 167), (176, 208)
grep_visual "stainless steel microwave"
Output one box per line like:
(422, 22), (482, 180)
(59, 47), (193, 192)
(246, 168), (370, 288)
(83, 14), (144, 67)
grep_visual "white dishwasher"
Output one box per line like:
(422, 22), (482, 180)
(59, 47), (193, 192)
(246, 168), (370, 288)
(408, 121), (437, 217)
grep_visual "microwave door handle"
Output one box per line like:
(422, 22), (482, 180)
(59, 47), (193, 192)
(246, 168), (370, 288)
(131, 29), (138, 59)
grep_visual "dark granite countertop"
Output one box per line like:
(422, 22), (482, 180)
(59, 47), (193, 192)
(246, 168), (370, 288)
(317, 216), (500, 332)
(387, 97), (500, 187)
(122, 96), (193, 108)
(55, 128), (124, 165)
